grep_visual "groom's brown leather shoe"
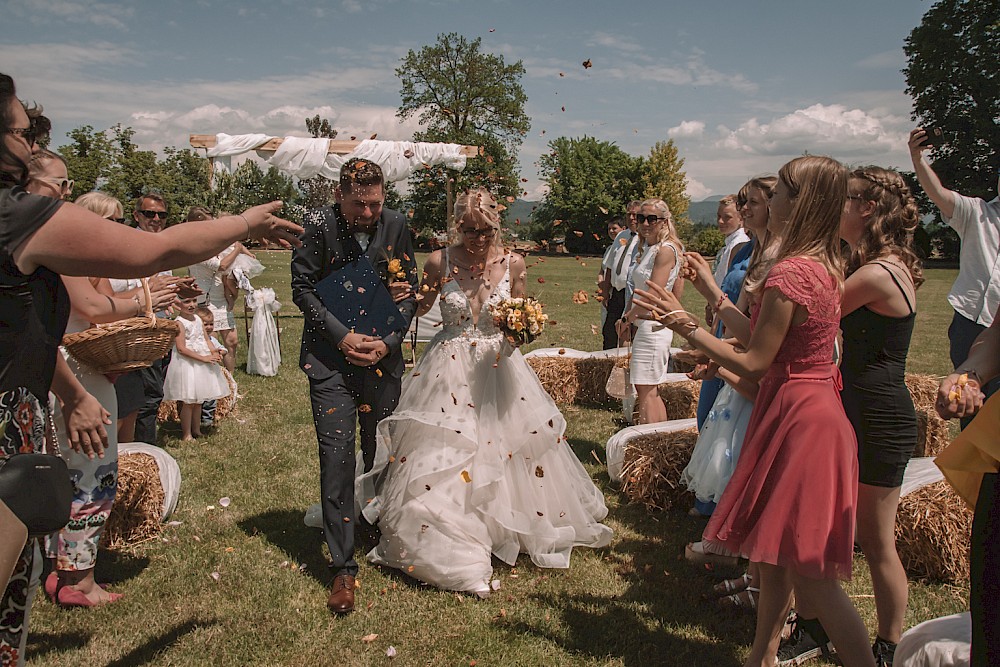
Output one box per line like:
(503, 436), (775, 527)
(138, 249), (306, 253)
(327, 574), (356, 614)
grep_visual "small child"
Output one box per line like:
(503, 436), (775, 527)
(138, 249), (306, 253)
(195, 306), (228, 361)
(163, 295), (230, 440)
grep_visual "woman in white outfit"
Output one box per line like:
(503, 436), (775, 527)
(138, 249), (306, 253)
(616, 198), (683, 424)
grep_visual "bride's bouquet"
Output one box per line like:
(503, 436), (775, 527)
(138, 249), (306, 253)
(491, 296), (548, 347)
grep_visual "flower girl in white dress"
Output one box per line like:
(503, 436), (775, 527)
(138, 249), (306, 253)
(357, 188), (612, 595)
(163, 294), (230, 440)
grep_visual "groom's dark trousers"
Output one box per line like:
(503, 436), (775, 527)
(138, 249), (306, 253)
(291, 203), (417, 578)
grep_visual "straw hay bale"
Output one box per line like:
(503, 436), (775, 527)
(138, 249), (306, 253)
(904, 373), (951, 457)
(895, 480), (971, 583)
(157, 399), (179, 423)
(102, 453), (165, 549)
(526, 356), (618, 406)
(657, 380), (701, 419)
(619, 428), (699, 511)
(527, 357), (581, 404)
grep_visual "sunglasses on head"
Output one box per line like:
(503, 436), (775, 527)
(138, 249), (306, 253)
(6, 127), (37, 147)
(635, 214), (666, 224)
(33, 176), (73, 192)
(138, 210), (167, 219)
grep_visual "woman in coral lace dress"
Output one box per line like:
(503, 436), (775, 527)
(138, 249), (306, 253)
(633, 156), (875, 667)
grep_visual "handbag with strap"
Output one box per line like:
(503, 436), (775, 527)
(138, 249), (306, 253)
(0, 406), (73, 537)
(605, 340), (632, 400)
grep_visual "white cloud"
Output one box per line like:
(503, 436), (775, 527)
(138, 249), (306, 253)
(668, 120), (705, 138)
(714, 103), (907, 157)
(342, 0), (362, 12)
(685, 177), (711, 200)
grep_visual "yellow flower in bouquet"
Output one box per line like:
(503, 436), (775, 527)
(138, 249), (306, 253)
(491, 296), (548, 347)
(386, 258), (407, 280)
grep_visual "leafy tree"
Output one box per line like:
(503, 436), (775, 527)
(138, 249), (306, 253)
(59, 125), (116, 200)
(396, 33), (529, 230)
(689, 226), (725, 256)
(209, 161), (300, 222)
(903, 0), (999, 206)
(535, 136), (645, 253)
(643, 140), (691, 220)
(300, 114), (338, 210)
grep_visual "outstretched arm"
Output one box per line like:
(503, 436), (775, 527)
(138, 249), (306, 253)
(908, 128), (956, 220)
(15, 201), (302, 278)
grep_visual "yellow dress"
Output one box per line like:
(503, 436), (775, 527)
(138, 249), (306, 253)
(936, 392), (1000, 508)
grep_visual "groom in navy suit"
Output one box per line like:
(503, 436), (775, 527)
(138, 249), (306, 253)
(291, 158), (418, 614)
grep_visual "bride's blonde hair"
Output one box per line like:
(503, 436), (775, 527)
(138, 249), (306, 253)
(451, 187), (503, 248)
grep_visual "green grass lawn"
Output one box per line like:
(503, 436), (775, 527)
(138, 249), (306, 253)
(27, 252), (966, 666)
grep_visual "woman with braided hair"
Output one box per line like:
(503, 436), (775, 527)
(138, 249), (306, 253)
(779, 166), (922, 666)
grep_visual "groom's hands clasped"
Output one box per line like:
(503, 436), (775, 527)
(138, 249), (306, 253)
(339, 332), (388, 366)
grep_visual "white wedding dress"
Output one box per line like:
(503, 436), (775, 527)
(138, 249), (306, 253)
(357, 250), (612, 594)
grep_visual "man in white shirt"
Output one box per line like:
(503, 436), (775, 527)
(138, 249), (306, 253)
(909, 127), (1000, 425)
(600, 201), (640, 349)
(712, 195), (749, 286)
(597, 217), (625, 329)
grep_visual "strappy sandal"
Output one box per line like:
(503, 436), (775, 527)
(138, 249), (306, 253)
(717, 587), (758, 612)
(711, 573), (752, 597)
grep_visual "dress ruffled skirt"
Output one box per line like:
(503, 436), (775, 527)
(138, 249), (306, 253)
(358, 332), (612, 594)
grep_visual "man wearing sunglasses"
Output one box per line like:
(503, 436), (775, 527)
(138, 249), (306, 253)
(132, 192), (173, 443)
(134, 193), (169, 233)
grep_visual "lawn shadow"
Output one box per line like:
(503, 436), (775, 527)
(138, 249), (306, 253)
(104, 619), (218, 667)
(24, 630), (90, 663)
(237, 508), (383, 587)
(94, 549), (151, 585)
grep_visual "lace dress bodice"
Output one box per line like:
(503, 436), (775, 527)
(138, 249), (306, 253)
(437, 249), (511, 347)
(750, 257), (841, 364)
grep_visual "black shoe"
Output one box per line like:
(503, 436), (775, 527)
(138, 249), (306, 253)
(776, 616), (836, 666)
(872, 636), (896, 666)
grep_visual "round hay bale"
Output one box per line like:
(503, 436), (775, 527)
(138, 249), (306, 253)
(619, 428), (699, 511)
(102, 453), (165, 549)
(657, 379), (701, 419)
(895, 480), (971, 583)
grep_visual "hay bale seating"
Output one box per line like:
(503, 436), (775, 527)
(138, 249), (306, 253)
(619, 427), (699, 511)
(102, 453), (165, 548)
(525, 347), (697, 409)
(895, 479), (972, 582)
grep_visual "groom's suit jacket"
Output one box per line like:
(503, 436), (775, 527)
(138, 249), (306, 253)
(291, 204), (419, 381)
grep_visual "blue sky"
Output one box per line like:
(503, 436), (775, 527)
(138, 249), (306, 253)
(2, 0), (932, 201)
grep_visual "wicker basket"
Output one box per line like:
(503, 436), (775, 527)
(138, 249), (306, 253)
(62, 279), (180, 373)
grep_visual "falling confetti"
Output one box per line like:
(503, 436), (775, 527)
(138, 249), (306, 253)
(582, 58), (592, 69)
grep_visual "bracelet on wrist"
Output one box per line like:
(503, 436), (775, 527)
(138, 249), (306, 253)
(715, 293), (728, 312)
(239, 213), (252, 243)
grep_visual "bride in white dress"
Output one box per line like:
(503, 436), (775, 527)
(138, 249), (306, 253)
(357, 188), (612, 595)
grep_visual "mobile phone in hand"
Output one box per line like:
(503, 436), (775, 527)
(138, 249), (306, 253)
(918, 126), (947, 148)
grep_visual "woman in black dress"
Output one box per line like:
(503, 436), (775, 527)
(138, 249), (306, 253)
(788, 166), (921, 666)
